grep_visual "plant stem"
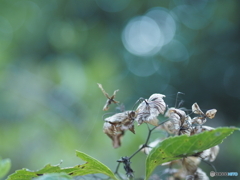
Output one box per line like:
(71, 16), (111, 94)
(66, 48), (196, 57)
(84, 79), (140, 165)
(114, 119), (170, 178)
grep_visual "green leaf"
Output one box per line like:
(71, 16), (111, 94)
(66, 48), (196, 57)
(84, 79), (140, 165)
(74, 150), (118, 180)
(145, 127), (239, 180)
(0, 158), (11, 178)
(7, 151), (118, 180)
(34, 173), (73, 180)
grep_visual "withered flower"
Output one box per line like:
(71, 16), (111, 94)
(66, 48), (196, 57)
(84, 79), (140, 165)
(135, 93), (166, 126)
(179, 116), (193, 136)
(163, 108), (191, 135)
(191, 103), (217, 125)
(97, 83), (119, 111)
(191, 116), (207, 126)
(198, 145), (219, 162)
(103, 111), (136, 148)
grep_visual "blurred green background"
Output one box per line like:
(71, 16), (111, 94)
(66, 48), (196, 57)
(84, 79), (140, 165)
(0, 0), (239, 179)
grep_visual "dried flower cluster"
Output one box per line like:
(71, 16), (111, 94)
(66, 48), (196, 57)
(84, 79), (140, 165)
(98, 84), (218, 179)
(143, 102), (218, 180)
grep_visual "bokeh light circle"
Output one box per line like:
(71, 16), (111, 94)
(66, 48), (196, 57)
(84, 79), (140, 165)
(122, 16), (164, 56)
(146, 7), (176, 45)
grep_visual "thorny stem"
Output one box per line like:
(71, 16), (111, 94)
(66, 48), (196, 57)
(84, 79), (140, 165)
(114, 119), (170, 178)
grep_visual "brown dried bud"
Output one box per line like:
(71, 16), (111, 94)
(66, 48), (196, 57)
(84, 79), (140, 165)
(205, 109), (217, 119)
(97, 83), (119, 111)
(103, 111), (136, 148)
(135, 93), (166, 126)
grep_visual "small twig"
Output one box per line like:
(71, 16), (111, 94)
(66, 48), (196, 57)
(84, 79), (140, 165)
(114, 118), (170, 178)
(115, 161), (124, 180)
(201, 158), (217, 172)
(175, 92), (185, 108)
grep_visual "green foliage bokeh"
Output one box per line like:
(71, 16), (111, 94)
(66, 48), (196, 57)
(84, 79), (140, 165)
(0, 0), (239, 179)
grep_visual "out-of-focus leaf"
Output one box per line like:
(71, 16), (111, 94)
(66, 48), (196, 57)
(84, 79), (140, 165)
(0, 158), (11, 178)
(7, 151), (117, 180)
(145, 127), (239, 180)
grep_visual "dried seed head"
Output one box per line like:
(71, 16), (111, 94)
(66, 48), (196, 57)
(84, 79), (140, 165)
(135, 93), (166, 126)
(103, 111), (136, 148)
(97, 83), (119, 111)
(205, 109), (217, 119)
(192, 103), (204, 115)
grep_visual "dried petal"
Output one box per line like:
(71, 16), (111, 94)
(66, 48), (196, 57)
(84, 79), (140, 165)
(103, 111), (136, 148)
(209, 145), (219, 162)
(163, 108), (187, 134)
(163, 166), (186, 180)
(179, 116), (193, 136)
(161, 120), (179, 134)
(193, 168), (209, 180)
(192, 103), (204, 115)
(191, 126), (214, 135)
(183, 157), (201, 175)
(97, 83), (119, 111)
(135, 93), (166, 126)
(191, 117), (207, 125)
(198, 145), (219, 162)
(103, 122), (124, 148)
(205, 109), (217, 119)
